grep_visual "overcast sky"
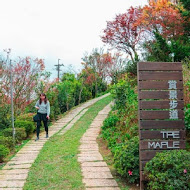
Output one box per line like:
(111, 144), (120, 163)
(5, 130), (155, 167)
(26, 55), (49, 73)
(0, 0), (147, 79)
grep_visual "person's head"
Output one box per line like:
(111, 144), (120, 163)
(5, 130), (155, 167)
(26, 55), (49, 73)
(39, 93), (47, 104)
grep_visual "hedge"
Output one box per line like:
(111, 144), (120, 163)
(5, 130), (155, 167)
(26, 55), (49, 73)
(0, 144), (10, 162)
(2, 128), (27, 143)
(0, 136), (14, 150)
(15, 120), (35, 137)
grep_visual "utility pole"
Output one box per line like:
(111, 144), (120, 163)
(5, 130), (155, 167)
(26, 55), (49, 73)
(10, 59), (15, 146)
(5, 49), (15, 146)
(54, 59), (64, 82)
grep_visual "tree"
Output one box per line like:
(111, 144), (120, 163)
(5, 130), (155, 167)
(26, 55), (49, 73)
(140, 0), (190, 62)
(82, 48), (128, 85)
(180, 0), (190, 37)
(1, 57), (45, 114)
(180, 0), (190, 10)
(137, 0), (185, 40)
(143, 31), (172, 62)
(57, 80), (75, 112)
(82, 48), (110, 96)
(78, 67), (97, 98)
(105, 52), (127, 83)
(101, 7), (143, 64)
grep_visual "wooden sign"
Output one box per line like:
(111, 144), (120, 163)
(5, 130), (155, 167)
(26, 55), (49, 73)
(137, 62), (185, 190)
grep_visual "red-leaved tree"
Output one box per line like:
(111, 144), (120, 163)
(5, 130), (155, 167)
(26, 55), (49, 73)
(136, 0), (185, 40)
(101, 7), (143, 64)
(1, 57), (45, 114)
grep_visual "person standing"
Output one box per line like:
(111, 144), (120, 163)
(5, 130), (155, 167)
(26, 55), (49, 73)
(34, 93), (50, 141)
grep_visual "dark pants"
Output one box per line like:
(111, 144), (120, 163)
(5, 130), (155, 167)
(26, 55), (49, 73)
(36, 113), (48, 137)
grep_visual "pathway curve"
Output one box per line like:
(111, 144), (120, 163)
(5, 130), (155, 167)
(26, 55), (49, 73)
(0, 94), (110, 190)
(78, 102), (120, 190)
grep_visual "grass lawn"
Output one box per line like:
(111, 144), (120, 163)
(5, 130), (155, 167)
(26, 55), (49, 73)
(24, 95), (112, 190)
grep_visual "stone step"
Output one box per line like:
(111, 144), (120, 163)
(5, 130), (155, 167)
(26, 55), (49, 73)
(3, 164), (32, 170)
(0, 169), (29, 175)
(83, 179), (118, 187)
(82, 167), (110, 172)
(0, 173), (28, 180)
(0, 180), (25, 188)
(82, 171), (113, 179)
(86, 188), (120, 190)
(81, 162), (107, 167)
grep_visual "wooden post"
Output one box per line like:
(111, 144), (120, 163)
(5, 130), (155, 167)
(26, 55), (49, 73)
(137, 62), (185, 190)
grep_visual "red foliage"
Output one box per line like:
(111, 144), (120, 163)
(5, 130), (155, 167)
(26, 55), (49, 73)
(101, 7), (143, 63)
(135, 0), (185, 40)
(1, 57), (45, 113)
(81, 49), (126, 84)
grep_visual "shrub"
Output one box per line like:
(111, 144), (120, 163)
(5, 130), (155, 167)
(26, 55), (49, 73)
(144, 150), (190, 190)
(2, 128), (27, 143)
(114, 136), (139, 183)
(16, 113), (35, 122)
(15, 120), (35, 137)
(102, 114), (119, 130)
(0, 136), (14, 150)
(80, 87), (92, 103)
(46, 87), (61, 120)
(24, 101), (37, 113)
(111, 74), (137, 111)
(0, 104), (11, 131)
(101, 114), (120, 150)
(111, 79), (128, 110)
(185, 104), (190, 132)
(0, 144), (10, 162)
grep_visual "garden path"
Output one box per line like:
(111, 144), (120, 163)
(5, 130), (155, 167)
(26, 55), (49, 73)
(0, 94), (109, 190)
(78, 102), (120, 190)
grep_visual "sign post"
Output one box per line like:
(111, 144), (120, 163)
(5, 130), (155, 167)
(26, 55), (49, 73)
(137, 62), (185, 190)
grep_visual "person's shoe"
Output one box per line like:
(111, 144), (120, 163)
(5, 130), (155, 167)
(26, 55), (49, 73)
(35, 137), (39, 141)
(46, 134), (49, 138)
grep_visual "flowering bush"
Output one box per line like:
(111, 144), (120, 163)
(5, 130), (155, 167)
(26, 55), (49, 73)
(114, 136), (139, 183)
(144, 150), (190, 190)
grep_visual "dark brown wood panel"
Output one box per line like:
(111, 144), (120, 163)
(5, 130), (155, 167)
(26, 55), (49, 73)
(138, 62), (184, 188)
(139, 71), (183, 80)
(140, 100), (184, 109)
(141, 150), (163, 161)
(140, 120), (185, 129)
(140, 171), (147, 181)
(140, 161), (148, 171)
(140, 130), (186, 140)
(139, 90), (183, 100)
(140, 110), (184, 120)
(139, 81), (183, 90)
(140, 140), (186, 150)
(141, 148), (185, 163)
(138, 62), (182, 71)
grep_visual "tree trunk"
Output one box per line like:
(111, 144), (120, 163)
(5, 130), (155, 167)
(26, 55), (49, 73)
(78, 86), (83, 104)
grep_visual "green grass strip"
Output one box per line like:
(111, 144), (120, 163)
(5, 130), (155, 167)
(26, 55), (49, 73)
(24, 95), (112, 190)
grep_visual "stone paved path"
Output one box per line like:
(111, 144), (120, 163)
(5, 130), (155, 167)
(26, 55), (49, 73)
(0, 94), (110, 190)
(78, 102), (120, 190)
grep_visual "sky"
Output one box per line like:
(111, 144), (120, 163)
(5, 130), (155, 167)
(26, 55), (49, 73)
(0, 0), (147, 79)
